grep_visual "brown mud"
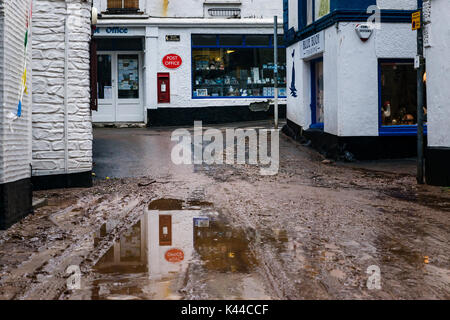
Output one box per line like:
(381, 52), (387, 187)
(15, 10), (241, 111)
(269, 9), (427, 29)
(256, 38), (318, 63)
(0, 123), (448, 300)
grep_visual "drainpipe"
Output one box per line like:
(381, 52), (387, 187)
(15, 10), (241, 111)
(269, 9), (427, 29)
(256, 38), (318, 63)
(64, 1), (69, 174)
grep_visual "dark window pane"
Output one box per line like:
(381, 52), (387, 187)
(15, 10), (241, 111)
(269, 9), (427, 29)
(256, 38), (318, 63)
(219, 35), (243, 46)
(192, 35), (217, 46)
(97, 54), (112, 100)
(97, 38), (143, 51)
(246, 35), (270, 46)
(271, 35), (285, 47)
(380, 62), (417, 126)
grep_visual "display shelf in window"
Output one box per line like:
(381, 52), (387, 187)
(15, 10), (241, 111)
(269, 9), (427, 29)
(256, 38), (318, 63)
(192, 36), (287, 99)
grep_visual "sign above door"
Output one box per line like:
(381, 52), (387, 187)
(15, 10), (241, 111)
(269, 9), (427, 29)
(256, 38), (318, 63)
(300, 31), (325, 60)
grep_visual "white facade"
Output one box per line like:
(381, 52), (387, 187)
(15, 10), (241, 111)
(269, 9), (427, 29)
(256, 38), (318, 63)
(32, 0), (93, 177)
(287, 22), (417, 137)
(424, 0), (450, 149)
(92, 0), (285, 123)
(0, 0), (33, 186)
(93, 0), (282, 19)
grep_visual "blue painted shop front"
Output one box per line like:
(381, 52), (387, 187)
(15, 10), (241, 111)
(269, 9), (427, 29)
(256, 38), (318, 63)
(283, 0), (426, 159)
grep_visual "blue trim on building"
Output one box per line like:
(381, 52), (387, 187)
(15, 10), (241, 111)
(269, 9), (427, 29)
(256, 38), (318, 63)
(192, 34), (286, 49)
(309, 123), (324, 130)
(192, 96), (287, 100)
(331, 0), (376, 11)
(379, 125), (428, 136)
(283, 0), (289, 37)
(283, 6), (418, 46)
(310, 57), (323, 128)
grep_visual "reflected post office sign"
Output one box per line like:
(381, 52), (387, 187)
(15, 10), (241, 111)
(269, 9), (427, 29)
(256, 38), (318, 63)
(165, 248), (185, 263)
(300, 31), (325, 59)
(194, 217), (210, 228)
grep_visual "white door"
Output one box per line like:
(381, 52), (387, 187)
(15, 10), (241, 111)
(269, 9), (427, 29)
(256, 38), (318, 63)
(94, 52), (115, 122)
(93, 51), (144, 123)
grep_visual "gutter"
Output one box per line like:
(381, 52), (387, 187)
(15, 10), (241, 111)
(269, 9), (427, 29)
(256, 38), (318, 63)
(95, 17), (284, 28)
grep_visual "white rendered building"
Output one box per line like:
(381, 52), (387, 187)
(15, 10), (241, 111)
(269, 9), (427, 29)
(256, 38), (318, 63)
(91, 0), (286, 125)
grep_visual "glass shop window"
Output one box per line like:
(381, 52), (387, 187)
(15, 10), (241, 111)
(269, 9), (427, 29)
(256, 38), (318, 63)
(307, 0), (313, 25)
(246, 35), (270, 47)
(192, 35), (217, 46)
(97, 54), (112, 100)
(117, 54), (139, 99)
(315, 0), (330, 21)
(219, 35), (243, 46)
(380, 62), (418, 126)
(307, 0), (330, 25)
(192, 47), (287, 98)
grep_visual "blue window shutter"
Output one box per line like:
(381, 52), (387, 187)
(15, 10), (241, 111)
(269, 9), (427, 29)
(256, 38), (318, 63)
(283, 0), (289, 34)
(299, 0), (307, 29)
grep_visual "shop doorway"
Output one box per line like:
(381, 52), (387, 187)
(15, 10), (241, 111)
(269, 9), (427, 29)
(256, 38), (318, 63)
(93, 51), (144, 123)
(310, 58), (324, 128)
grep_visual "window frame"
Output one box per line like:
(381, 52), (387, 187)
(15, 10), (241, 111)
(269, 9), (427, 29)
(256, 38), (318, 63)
(191, 34), (287, 99)
(300, 0), (331, 29)
(107, 0), (140, 13)
(310, 57), (324, 129)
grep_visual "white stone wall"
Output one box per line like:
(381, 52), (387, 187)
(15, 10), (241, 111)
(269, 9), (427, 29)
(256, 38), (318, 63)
(286, 22), (417, 136)
(0, 0), (33, 184)
(377, 0), (417, 10)
(32, 0), (93, 176)
(93, 0), (283, 19)
(425, 0), (450, 148)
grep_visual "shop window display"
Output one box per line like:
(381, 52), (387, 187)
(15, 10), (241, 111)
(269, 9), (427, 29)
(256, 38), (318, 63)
(380, 62), (422, 126)
(118, 54), (139, 99)
(192, 35), (287, 98)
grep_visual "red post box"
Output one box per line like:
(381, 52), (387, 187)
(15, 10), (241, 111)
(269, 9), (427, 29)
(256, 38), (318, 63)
(159, 215), (172, 246)
(157, 72), (170, 103)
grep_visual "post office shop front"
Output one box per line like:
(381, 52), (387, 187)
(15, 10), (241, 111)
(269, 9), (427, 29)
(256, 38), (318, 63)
(150, 32), (288, 126)
(92, 25), (287, 126)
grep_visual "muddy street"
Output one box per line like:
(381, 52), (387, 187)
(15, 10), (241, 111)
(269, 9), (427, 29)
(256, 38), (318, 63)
(0, 122), (449, 300)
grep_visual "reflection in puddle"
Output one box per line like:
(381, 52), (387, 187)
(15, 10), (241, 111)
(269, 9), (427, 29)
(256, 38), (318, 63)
(89, 199), (267, 300)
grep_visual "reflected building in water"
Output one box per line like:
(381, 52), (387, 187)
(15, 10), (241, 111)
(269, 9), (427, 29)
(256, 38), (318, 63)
(91, 200), (261, 300)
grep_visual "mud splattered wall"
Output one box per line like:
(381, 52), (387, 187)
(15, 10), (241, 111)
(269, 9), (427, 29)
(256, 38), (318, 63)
(0, 0), (33, 186)
(0, 0), (33, 228)
(32, 0), (93, 178)
(425, 0), (450, 149)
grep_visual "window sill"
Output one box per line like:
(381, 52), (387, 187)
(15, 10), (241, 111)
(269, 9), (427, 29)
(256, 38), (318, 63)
(192, 96), (287, 100)
(101, 10), (147, 18)
(309, 123), (324, 130)
(379, 124), (428, 136)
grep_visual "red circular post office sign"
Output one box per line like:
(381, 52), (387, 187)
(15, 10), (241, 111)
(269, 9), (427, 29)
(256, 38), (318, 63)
(162, 54), (182, 69)
(165, 248), (184, 263)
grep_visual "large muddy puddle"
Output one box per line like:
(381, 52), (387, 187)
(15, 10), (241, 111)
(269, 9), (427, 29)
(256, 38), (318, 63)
(88, 199), (272, 300)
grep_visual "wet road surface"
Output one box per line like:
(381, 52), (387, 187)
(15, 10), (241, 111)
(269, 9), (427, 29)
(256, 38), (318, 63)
(0, 121), (449, 300)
